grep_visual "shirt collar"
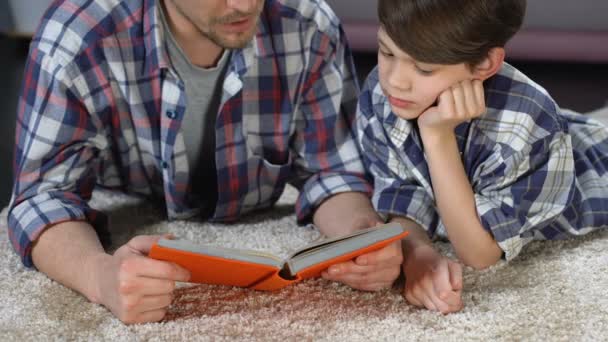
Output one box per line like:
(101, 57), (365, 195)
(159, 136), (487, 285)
(142, 0), (269, 78)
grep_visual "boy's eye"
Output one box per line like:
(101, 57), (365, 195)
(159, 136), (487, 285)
(415, 66), (434, 76)
(379, 49), (393, 57)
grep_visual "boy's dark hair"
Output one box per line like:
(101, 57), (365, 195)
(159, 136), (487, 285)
(378, 0), (526, 66)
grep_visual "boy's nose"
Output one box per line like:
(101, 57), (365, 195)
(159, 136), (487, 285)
(388, 65), (412, 91)
(227, 0), (258, 13)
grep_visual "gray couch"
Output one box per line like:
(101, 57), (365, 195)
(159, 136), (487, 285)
(327, 0), (608, 63)
(2, 0), (608, 63)
(0, 0), (48, 37)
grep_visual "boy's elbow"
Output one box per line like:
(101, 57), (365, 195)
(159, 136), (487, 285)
(465, 257), (499, 270)
(460, 244), (503, 270)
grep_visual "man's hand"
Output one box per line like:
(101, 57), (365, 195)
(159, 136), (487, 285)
(92, 235), (191, 324)
(313, 192), (403, 291)
(418, 79), (485, 138)
(403, 244), (463, 314)
(321, 240), (403, 291)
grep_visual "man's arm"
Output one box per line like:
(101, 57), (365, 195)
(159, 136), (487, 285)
(31, 221), (106, 303)
(32, 221), (190, 324)
(10, 48), (188, 324)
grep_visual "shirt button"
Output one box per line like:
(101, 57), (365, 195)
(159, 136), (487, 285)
(166, 110), (177, 119)
(161, 161), (169, 169)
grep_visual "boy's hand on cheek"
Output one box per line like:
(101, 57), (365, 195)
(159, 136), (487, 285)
(403, 245), (464, 314)
(418, 79), (485, 139)
(321, 241), (403, 291)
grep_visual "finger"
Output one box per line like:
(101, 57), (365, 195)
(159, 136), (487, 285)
(137, 294), (174, 313)
(429, 292), (451, 313)
(127, 235), (166, 255)
(437, 289), (463, 312)
(327, 258), (399, 277)
(473, 79), (485, 111)
(355, 241), (403, 266)
(421, 293), (438, 312)
(437, 88), (456, 118)
(423, 273), (451, 313)
(461, 80), (479, 118)
(432, 260), (458, 298)
(323, 266), (369, 283)
(430, 263), (457, 313)
(329, 265), (400, 288)
(132, 309), (167, 324)
(404, 290), (423, 307)
(411, 285), (436, 311)
(125, 257), (190, 282)
(448, 260), (464, 291)
(451, 85), (467, 119)
(139, 278), (177, 296)
(325, 261), (367, 278)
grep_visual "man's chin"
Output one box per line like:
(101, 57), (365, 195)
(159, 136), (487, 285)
(223, 38), (254, 49)
(209, 28), (258, 49)
(212, 36), (253, 49)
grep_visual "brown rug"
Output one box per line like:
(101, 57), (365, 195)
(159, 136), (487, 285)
(1, 109), (607, 341)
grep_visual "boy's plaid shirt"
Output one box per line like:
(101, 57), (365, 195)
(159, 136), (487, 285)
(9, 0), (371, 267)
(357, 63), (608, 260)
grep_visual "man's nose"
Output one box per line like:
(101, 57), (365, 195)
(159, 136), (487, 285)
(227, 0), (258, 13)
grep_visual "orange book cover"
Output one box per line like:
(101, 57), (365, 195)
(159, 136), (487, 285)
(149, 223), (409, 290)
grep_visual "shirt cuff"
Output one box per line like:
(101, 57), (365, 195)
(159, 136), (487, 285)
(294, 172), (372, 224)
(7, 192), (108, 268)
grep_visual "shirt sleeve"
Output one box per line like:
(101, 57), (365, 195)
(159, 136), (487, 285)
(355, 83), (438, 237)
(8, 51), (109, 268)
(471, 128), (575, 261)
(292, 25), (372, 223)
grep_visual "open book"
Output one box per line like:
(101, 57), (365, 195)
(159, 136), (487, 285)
(149, 223), (409, 290)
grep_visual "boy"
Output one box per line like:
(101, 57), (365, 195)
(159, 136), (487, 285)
(348, 0), (608, 313)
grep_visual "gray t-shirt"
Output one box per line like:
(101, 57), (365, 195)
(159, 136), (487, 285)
(159, 4), (230, 215)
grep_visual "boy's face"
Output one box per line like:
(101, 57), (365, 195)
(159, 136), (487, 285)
(377, 28), (478, 121)
(166, 0), (264, 49)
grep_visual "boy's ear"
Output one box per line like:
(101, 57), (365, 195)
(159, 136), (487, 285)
(473, 47), (505, 81)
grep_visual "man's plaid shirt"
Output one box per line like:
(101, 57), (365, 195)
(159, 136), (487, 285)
(9, 0), (371, 267)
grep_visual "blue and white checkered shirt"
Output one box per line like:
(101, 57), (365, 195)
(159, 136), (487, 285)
(9, 0), (371, 267)
(357, 63), (608, 260)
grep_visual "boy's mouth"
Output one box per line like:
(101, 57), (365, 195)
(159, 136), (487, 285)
(389, 95), (414, 109)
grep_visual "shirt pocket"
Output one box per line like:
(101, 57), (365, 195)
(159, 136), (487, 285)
(241, 153), (293, 211)
(241, 133), (293, 210)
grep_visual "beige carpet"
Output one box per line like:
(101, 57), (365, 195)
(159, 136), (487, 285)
(1, 109), (607, 341)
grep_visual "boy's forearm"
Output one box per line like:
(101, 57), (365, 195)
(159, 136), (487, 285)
(422, 134), (503, 269)
(31, 221), (109, 303)
(313, 192), (382, 237)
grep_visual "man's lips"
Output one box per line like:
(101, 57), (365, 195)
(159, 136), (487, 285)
(221, 17), (254, 33)
(389, 95), (414, 109)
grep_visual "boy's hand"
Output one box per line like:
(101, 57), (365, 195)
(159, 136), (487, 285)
(321, 240), (403, 291)
(403, 245), (464, 314)
(93, 235), (191, 324)
(418, 79), (485, 137)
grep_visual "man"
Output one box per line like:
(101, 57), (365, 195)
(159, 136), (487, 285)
(8, 0), (403, 324)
